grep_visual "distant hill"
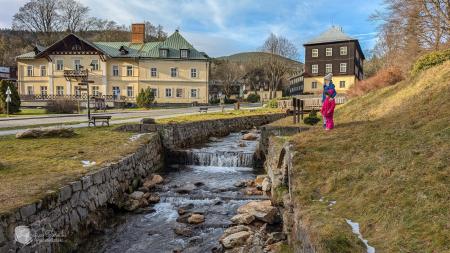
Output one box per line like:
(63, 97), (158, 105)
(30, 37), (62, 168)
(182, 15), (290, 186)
(216, 52), (303, 70)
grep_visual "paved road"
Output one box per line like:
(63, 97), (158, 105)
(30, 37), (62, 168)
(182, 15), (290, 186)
(0, 105), (261, 136)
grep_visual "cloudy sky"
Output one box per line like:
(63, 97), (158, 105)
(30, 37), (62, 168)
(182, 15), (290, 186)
(0, 0), (385, 59)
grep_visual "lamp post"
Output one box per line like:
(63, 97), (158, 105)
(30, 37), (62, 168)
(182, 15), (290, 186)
(5, 86), (11, 117)
(78, 64), (95, 121)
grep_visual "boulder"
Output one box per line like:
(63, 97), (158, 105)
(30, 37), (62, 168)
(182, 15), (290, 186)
(129, 191), (145, 200)
(143, 174), (164, 189)
(242, 133), (258, 141)
(254, 175), (267, 188)
(16, 127), (75, 139)
(141, 118), (156, 124)
(174, 227), (194, 237)
(220, 231), (252, 249)
(264, 241), (284, 253)
(265, 232), (286, 245)
(261, 178), (272, 192)
(221, 225), (251, 239)
(244, 187), (263, 196)
(188, 213), (205, 224)
(230, 213), (255, 225)
(146, 193), (160, 203)
(237, 200), (278, 224)
(124, 199), (140, 211)
(175, 184), (196, 194)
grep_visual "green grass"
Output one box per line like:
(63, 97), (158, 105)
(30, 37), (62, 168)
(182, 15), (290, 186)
(0, 127), (150, 214)
(288, 61), (450, 252)
(0, 108), (48, 117)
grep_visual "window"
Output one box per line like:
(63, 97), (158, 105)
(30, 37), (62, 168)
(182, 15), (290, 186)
(326, 48), (333, 56)
(56, 86), (64, 96)
(112, 65), (119, 76)
(312, 82), (318, 89)
(27, 86), (33, 95)
(27, 66), (33, 76)
(176, 88), (184, 98)
(40, 66), (46, 76)
(191, 68), (197, 78)
(165, 88), (172, 97)
(312, 49), (318, 58)
(75, 86), (81, 96)
(159, 49), (168, 58)
(74, 59), (81, 70)
(340, 81), (346, 88)
(151, 88), (158, 98)
(340, 46), (347, 55)
(112, 86), (120, 98)
(312, 64), (318, 74)
(180, 49), (189, 58)
(56, 60), (64, 71)
(127, 86), (133, 97)
(150, 67), (157, 77)
(190, 89), (198, 98)
(126, 66), (133, 76)
(91, 60), (99, 71)
(340, 63), (347, 73)
(40, 86), (47, 96)
(92, 86), (99, 96)
(170, 67), (177, 77)
(326, 64), (332, 73)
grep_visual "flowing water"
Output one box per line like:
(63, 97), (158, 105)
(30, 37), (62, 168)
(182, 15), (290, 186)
(79, 132), (265, 253)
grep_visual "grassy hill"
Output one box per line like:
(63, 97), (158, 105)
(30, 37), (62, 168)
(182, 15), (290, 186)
(289, 61), (450, 252)
(216, 51), (303, 69)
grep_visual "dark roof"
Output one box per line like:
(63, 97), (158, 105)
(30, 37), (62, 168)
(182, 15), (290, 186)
(304, 26), (356, 45)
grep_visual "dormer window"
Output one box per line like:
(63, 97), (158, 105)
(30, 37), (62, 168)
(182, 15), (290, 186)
(159, 49), (168, 58)
(180, 49), (189, 58)
(119, 46), (129, 55)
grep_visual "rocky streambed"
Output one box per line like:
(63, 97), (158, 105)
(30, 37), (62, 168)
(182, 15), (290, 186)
(78, 131), (285, 253)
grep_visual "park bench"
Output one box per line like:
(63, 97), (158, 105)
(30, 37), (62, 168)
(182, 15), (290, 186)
(198, 107), (208, 113)
(89, 115), (112, 127)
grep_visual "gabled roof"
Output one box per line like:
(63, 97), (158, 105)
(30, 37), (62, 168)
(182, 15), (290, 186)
(17, 30), (209, 60)
(304, 26), (356, 45)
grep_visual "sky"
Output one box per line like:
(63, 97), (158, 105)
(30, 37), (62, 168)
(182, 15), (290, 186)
(0, 0), (385, 60)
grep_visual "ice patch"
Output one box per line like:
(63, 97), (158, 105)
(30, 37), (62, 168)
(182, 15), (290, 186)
(81, 160), (96, 167)
(346, 219), (375, 253)
(328, 200), (336, 206)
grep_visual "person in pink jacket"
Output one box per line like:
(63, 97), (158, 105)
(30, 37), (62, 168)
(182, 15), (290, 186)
(321, 89), (336, 130)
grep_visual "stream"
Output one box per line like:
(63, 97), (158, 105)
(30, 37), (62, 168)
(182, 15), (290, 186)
(79, 131), (265, 253)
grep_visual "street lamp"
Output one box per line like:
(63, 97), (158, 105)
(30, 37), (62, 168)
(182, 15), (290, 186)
(78, 64), (95, 121)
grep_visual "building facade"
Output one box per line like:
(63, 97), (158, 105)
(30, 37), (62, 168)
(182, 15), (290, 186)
(303, 26), (365, 94)
(287, 72), (304, 96)
(16, 24), (210, 104)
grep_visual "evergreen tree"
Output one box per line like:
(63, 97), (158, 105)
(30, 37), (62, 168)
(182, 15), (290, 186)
(0, 80), (21, 114)
(136, 87), (155, 108)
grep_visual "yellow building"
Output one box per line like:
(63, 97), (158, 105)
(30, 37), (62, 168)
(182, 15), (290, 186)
(16, 24), (210, 104)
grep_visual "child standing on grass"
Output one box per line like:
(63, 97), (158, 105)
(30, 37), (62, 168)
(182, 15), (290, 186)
(321, 89), (336, 130)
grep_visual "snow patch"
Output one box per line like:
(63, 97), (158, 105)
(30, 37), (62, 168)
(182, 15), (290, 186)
(328, 200), (336, 206)
(81, 160), (96, 167)
(129, 133), (147, 142)
(346, 219), (375, 253)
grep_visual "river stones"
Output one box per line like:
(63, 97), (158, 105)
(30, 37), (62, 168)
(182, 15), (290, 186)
(244, 187), (263, 196)
(220, 231), (253, 249)
(261, 178), (272, 192)
(242, 133), (258, 141)
(143, 174), (164, 189)
(175, 183), (196, 194)
(237, 200), (278, 224)
(188, 213), (205, 224)
(221, 225), (251, 239)
(130, 191), (145, 200)
(230, 213), (255, 225)
(265, 232), (287, 245)
(174, 227), (194, 237)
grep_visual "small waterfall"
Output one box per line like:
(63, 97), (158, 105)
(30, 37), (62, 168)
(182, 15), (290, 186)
(176, 150), (255, 167)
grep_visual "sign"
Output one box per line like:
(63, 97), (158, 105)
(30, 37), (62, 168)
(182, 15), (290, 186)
(6, 96), (11, 103)
(6, 87), (12, 95)
(0, 66), (10, 73)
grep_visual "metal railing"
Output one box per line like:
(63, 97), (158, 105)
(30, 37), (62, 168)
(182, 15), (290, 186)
(20, 94), (132, 102)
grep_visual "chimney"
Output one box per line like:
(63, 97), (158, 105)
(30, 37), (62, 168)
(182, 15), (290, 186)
(131, 23), (145, 44)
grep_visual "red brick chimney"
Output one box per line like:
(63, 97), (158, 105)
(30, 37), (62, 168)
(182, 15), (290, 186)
(131, 23), (145, 44)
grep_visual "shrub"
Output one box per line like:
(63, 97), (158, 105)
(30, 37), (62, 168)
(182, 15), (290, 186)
(136, 88), (155, 108)
(303, 110), (321, 125)
(0, 80), (21, 114)
(46, 99), (77, 114)
(246, 93), (260, 103)
(411, 49), (450, 75)
(209, 98), (220, 104)
(224, 97), (237, 104)
(267, 99), (278, 108)
(347, 66), (404, 97)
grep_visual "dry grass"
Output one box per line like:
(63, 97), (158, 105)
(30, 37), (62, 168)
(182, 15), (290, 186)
(347, 66), (404, 98)
(289, 61), (450, 252)
(0, 127), (149, 213)
(157, 108), (281, 124)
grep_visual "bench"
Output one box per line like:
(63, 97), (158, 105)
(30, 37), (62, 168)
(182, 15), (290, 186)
(89, 115), (112, 127)
(198, 107), (208, 113)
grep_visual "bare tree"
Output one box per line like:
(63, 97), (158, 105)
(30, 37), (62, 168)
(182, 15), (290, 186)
(59, 0), (90, 32)
(211, 60), (245, 98)
(261, 33), (299, 60)
(144, 21), (167, 42)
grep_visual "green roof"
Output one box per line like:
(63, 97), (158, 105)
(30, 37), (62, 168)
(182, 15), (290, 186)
(17, 31), (208, 60)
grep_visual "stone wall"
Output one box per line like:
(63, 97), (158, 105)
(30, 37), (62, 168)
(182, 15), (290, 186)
(0, 133), (164, 253)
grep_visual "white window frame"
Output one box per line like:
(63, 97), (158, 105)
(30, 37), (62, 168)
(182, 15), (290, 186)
(326, 48), (333, 56)
(126, 65), (133, 77)
(56, 86), (64, 96)
(190, 89), (198, 98)
(191, 68), (197, 78)
(91, 60), (99, 71)
(92, 86), (99, 96)
(340, 81), (346, 88)
(56, 60), (64, 71)
(340, 63), (347, 73)
(74, 59), (81, 70)
(165, 88), (172, 97)
(170, 67), (178, 78)
(40, 86), (47, 96)
(127, 86), (133, 97)
(312, 82), (318, 89)
(112, 65), (119, 76)
(27, 65), (33, 77)
(40, 65), (46, 77)
(312, 49), (318, 58)
(312, 64), (318, 74)
(180, 49), (188, 58)
(326, 64), (333, 73)
(27, 86), (34, 95)
(340, 46), (348, 56)
(150, 67), (157, 78)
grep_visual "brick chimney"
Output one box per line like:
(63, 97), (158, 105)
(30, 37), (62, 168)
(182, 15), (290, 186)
(131, 23), (145, 44)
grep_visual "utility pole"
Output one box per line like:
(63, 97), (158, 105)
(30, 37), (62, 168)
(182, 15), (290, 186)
(5, 86), (12, 117)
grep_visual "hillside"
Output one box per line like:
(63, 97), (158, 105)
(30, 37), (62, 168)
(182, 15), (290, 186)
(289, 61), (450, 252)
(216, 51), (303, 69)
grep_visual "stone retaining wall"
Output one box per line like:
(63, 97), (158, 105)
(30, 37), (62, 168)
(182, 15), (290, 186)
(0, 133), (164, 253)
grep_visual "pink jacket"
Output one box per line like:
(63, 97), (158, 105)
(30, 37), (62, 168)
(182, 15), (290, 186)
(321, 97), (336, 117)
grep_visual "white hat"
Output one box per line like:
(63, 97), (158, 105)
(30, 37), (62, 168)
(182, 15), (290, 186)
(324, 73), (333, 80)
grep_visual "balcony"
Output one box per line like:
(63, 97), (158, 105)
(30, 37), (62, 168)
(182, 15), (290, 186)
(64, 70), (88, 80)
